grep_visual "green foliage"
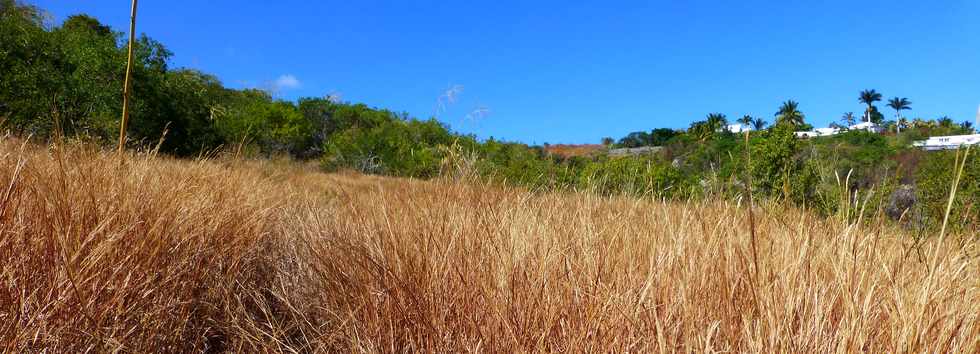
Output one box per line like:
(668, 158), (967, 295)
(139, 69), (225, 154)
(859, 89), (882, 108)
(0, 4), (231, 155)
(1, 0), (68, 135)
(887, 97), (911, 119)
(916, 150), (979, 230)
(685, 113), (729, 143)
(616, 128), (679, 148)
(751, 123), (805, 199)
(775, 100), (806, 128)
(578, 156), (688, 197)
(858, 89), (885, 123)
(475, 139), (572, 188)
(808, 130), (897, 188)
(322, 116), (455, 178)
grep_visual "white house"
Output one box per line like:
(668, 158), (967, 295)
(796, 121), (882, 139)
(848, 121), (883, 133)
(795, 127), (840, 138)
(724, 124), (753, 133)
(912, 134), (980, 151)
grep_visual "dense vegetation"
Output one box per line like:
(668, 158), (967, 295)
(1, 0), (976, 230)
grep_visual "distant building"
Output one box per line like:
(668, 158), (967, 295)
(795, 121), (881, 138)
(848, 121), (883, 133)
(795, 127), (840, 138)
(912, 134), (980, 151)
(724, 124), (753, 133)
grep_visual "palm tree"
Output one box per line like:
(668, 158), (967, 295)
(688, 121), (713, 142)
(841, 112), (856, 127)
(960, 121), (974, 133)
(937, 116), (954, 128)
(858, 89), (883, 122)
(706, 113), (728, 132)
(752, 117), (767, 130)
(775, 100), (805, 127)
(912, 118), (927, 129)
(887, 97), (911, 132)
(737, 115), (754, 127)
(897, 117), (909, 132)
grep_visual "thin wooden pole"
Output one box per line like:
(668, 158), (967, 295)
(118, 0), (138, 155)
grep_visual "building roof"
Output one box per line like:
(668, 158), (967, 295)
(912, 134), (980, 150)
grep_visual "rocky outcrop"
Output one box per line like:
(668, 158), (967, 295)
(885, 185), (916, 221)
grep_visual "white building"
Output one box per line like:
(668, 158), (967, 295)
(795, 127), (841, 138)
(912, 134), (980, 151)
(848, 121), (883, 133)
(724, 123), (753, 133)
(795, 121), (882, 138)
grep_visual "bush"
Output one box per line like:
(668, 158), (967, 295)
(577, 156), (688, 198)
(322, 118), (455, 178)
(915, 149), (979, 230)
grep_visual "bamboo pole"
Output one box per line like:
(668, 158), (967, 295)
(118, 0), (138, 155)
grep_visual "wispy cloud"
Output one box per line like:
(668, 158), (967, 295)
(435, 84), (464, 117)
(272, 74), (301, 91)
(464, 106), (490, 123)
(253, 74), (302, 96)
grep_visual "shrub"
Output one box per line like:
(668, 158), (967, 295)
(577, 156), (688, 198)
(322, 118), (455, 178)
(915, 149), (978, 230)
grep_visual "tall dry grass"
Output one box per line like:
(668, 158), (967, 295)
(0, 137), (977, 352)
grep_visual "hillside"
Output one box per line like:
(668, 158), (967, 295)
(3, 1), (978, 233)
(1, 138), (977, 352)
(543, 143), (607, 158)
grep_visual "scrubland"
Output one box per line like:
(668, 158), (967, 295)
(0, 138), (977, 352)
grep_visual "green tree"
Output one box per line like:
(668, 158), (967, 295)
(321, 112), (457, 178)
(706, 113), (728, 132)
(937, 116), (954, 128)
(688, 113), (727, 143)
(134, 69), (225, 155)
(751, 123), (816, 202)
(50, 15), (128, 139)
(0, 0), (65, 136)
(887, 97), (911, 132)
(775, 100), (805, 127)
(961, 121), (975, 133)
(916, 150), (979, 230)
(841, 112), (856, 126)
(859, 89), (883, 122)
(618, 131), (652, 148)
(752, 117), (767, 130)
(648, 128), (678, 146)
(688, 121), (712, 142)
(737, 115), (755, 129)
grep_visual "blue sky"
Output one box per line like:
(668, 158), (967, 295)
(35, 0), (980, 144)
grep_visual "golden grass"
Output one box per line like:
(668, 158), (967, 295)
(0, 138), (977, 352)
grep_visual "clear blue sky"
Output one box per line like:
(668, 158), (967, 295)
(35, 0), (980, 144)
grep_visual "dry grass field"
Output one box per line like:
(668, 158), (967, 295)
(0, 138), (977, 352)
